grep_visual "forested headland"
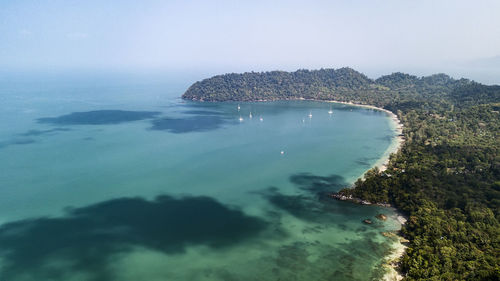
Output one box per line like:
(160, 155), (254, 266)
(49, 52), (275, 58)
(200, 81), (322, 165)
(182, 68), (500, 280)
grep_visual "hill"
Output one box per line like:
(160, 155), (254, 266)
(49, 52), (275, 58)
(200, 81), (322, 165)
(182, 68), (500, 280)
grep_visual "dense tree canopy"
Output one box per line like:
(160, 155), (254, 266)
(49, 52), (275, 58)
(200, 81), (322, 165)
(182, 68), (500, 280)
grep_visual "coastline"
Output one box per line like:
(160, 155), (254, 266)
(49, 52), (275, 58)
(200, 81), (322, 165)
(381, 232), (407, 281)
(189, 97), (408, 280)
(324, 100), (404, 173)
(325, 100), (407, 281)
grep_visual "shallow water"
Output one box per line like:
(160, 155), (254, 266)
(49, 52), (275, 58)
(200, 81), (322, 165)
(0, 74), (401, 281)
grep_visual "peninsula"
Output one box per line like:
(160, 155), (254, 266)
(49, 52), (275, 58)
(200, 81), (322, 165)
(183, 68), (500, 280)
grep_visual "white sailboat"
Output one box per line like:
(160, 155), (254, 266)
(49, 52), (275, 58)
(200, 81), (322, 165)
(308, 111), (313, 118)
(249, 112), (253, 119)
(328, 106), (333, 114)
(259, 116), (263, 122)
(237, 104), (240, 111)
(239, 116), (244, 122)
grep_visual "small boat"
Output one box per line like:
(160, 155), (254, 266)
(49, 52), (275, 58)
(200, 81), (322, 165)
(259, 116), (263, 122)
(249, 112), (253, 119)
(280, 151), (285, 155)
(308, 111), (313, 118)
(239, 116), (244, 122)
(328, 106), (333, 114)
(237, 104), (240, 111)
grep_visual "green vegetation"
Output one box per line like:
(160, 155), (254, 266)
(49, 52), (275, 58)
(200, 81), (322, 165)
(182, 68), (500, 280)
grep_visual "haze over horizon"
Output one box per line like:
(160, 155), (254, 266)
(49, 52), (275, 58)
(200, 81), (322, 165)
(2, 0), (500, 84)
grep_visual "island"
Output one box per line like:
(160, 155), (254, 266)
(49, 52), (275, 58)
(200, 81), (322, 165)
(183, 68), (499, 280)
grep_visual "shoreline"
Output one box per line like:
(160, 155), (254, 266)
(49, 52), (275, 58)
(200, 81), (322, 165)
(324, 100), (407, 281)
(323, 100), (404, 174)
(381, 232), (408, 281)
(188, 97), (407, 280)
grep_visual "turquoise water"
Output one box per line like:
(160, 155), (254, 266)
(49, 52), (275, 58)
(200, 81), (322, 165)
(0, 74), (401, 281)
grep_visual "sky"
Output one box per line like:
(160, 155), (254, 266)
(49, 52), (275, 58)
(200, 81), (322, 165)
(1, 0), (500, 83)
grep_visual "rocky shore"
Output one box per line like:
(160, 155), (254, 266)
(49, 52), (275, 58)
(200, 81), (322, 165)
(326, 192), (391, 207)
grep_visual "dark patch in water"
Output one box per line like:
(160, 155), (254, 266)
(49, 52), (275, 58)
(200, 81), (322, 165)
(378, 135), (393, 142)
(256, 173), (385, 223)
(18, 128), (71, 136)
(355, 160), (371, 166)
(0, 138), (36, 149)
(264, 237), (392, 280)
(275, 242), (310, 271)
(1, 128), (72, 149)
(10, 138), (36, 145)
(258, 187), (379, 224)
(338, 223), (348, 231)
(182, 110), (227, 116)
(254, 187), (347, 223)
(260, 187), (323, 221)
(301, 225), (325, 234)
(210, 269), (243, 281)
(37, 110), (161, 125)
(150, 115), (234, 133)
(354, 156), (377, 167)
(281, 233), (390, 281)
(355, 226), (369, 232)
(289, 173), (348, 193)
(0, 195), (268, 281)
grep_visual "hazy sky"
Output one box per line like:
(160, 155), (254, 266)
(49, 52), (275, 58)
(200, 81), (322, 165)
(1, 0), (500, 82)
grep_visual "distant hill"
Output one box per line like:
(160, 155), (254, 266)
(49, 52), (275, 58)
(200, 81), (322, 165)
(182, 68), (500, 112)
(183, 68), (374, 101)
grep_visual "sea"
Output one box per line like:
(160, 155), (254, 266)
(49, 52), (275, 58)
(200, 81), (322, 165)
(0, 72), (402, 281)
